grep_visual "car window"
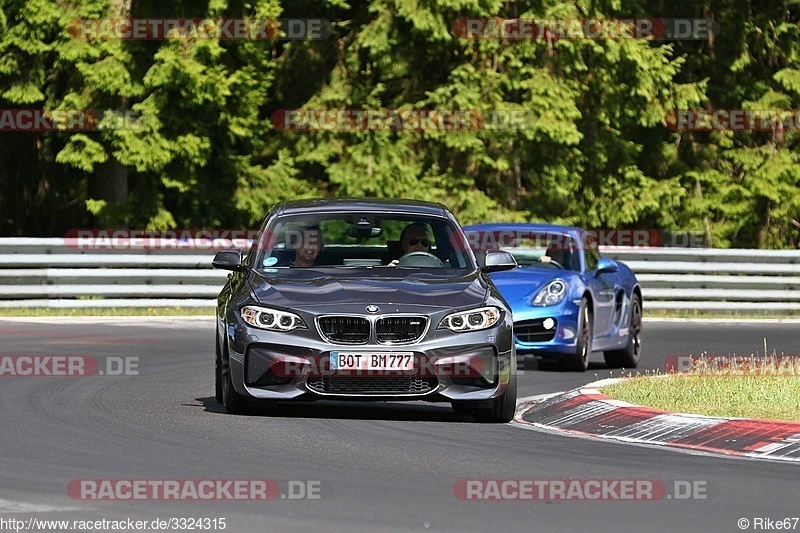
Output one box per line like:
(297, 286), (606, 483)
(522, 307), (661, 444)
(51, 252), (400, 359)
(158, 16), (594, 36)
(253, 213), (475, 271)
(583, 233), (599, 271)
(464, 229), (580, 271)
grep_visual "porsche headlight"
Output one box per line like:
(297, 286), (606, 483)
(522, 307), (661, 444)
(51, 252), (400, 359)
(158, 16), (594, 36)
(439, 307), (502, 332)
(241, 305), (306, 331)
(531, 280), (568, 306)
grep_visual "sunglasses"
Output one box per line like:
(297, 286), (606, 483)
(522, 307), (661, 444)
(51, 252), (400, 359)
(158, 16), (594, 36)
(408, 237), (430, 247)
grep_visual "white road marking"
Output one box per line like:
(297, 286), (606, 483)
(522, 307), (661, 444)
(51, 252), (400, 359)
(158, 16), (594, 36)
(0, 499), (81, 513)
(517, 393), (563, 404)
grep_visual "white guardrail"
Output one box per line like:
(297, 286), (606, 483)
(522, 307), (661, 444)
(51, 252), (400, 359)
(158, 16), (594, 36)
(1, 238), (799, 312)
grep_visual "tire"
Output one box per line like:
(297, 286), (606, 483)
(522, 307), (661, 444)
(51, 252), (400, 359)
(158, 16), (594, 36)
(604, 293), (642, 368)
(220, 341), (250, 415)
(473, 369), (517, 423)
(561, 298), (591, 372)
(215, 335), (223, 403)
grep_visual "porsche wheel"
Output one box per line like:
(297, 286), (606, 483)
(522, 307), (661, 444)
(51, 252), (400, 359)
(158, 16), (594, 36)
(562, 298), (591, 372)
(604, 293), (642, 369)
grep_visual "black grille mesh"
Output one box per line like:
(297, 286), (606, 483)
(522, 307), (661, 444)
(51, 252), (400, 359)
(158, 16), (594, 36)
(318, 316), (370, 343)
(376, 316), (427, 343)
(306, 376), (437, 394)
(515, 318), (557, 343)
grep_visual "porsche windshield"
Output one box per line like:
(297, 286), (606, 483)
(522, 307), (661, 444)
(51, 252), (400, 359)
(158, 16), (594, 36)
(465, 229), (581, 271)
(252, 214), (476, 271)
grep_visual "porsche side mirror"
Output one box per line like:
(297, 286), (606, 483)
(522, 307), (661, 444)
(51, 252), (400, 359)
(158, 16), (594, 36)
(596, 257), (619, 275)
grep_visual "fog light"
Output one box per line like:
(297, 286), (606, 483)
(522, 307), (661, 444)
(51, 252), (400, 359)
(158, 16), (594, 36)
(543, 318), (555, 330)
(560, 327), (575, 340)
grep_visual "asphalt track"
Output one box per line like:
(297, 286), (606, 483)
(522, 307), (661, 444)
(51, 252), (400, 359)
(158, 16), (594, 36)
(1, 318), (799, 533)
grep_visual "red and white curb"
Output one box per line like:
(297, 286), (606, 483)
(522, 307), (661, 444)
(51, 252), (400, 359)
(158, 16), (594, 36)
(514, 379), (800, 463)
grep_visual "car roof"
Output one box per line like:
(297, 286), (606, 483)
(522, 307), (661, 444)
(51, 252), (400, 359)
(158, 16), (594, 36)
(462, 222), (584, 239)
(276, 198), (450, 217)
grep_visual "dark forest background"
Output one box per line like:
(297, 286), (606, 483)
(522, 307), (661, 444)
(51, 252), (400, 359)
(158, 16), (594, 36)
(2, 0), (799, 248)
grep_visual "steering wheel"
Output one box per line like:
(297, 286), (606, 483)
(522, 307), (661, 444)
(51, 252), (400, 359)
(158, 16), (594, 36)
(396, 251), (445, 268)
(440, 250), (458, 267)
(539, 256), (564, 269)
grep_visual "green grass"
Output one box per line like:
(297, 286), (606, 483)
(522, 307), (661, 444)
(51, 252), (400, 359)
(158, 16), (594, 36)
(602, 358), (800, 422)
(0, 307), (215, 317)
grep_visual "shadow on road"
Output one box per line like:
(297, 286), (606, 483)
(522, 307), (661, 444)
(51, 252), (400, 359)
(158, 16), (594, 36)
(193, 396), (482, 423)
(519, 356), (608, 372)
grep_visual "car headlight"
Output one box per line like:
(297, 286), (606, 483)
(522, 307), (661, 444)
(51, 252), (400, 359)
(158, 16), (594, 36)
(241, 305), (306, 331)
(439, 306), (502, 332)
(531, 280), (568, 306)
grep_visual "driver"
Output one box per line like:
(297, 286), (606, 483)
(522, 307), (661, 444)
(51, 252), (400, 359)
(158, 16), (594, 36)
(389, 223), (431, 266)
(400, 223), (431, 254)
(539, 246), (565, 265)
(539, 237), (573, 268)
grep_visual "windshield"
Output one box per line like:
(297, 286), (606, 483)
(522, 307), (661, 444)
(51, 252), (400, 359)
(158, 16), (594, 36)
(252, 213), (476, 271)
(464, 229), (581, 271)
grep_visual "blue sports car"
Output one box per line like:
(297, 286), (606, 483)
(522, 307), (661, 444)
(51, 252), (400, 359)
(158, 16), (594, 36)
(462, 224), (643, 371)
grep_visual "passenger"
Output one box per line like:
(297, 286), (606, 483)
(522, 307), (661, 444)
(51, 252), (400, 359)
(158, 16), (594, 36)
(290, 226), (324, 267)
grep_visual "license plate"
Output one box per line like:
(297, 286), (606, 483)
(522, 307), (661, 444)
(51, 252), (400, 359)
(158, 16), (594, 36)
(330, 352), (414, 371)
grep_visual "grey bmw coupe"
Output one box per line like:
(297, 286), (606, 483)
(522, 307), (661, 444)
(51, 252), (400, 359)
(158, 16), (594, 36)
(212, 198), (518, 422)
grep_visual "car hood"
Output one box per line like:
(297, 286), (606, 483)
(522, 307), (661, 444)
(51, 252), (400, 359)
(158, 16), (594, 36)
(249, 269), (489, 312)
(488, 267), (568, 304)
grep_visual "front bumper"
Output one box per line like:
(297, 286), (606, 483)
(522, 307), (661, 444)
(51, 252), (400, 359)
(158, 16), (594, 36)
(225, 313), (514, 403)
(512, 300), (581, 357)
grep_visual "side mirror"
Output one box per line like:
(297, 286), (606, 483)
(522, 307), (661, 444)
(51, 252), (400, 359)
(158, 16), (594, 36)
(596, 257), (619, 275)
(213, 249), (244, 272)
(482, 250), (517, 273)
